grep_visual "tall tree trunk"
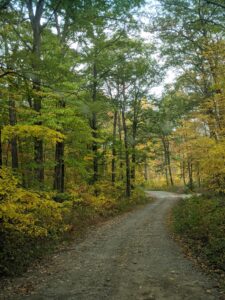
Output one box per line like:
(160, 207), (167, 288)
(162, 136), (174, 186)
(54, 141), (65, 193)
(131, 151), (136, 181)
(54, 100), (65, 193)
(53, 13), (68, 193)
(5, 38), (18, 170)
(27, 0), (45, 186)
(162, 136), (168, 185)
(165, 166), (169, 186)
(131, 95), (139, 183)
(8, 98), (19, 169)
(131, 117), (137, 182)
(187, 160), (193, 190)
(102, 143), (107, 177)
(121, 83), (131, 197)
(121, 109), (131, 197)
(167, 139), (174, 186)
(181, 160), (187, 186)
(91, 62), (98, 183)
(112, 110), (118, 184)
(118, 111), (123, 180)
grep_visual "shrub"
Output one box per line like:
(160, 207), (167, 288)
(172, 195), (225, 271)
(0, 168), (70, 275)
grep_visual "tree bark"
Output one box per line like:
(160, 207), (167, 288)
(121, 109), (131, 197)
(121, 83), (131, 197)
(91, 62), (98, 183)
(167, 140), (174, 186)
(181, 160), (187, 186)
(118, 111), (123, 180)
(5, 39), (19, 170)
(112, 110), (118, 184)
(54, 140), (65, 193)
(53, 13), (68, 193)
(8, 98), (19, 169)
(53, 98), (65, 192)
(162, 136), (174, 186)
(26, 0), (45, 186)
(131, 112), (137, 182)
(187, 160), (193, 190)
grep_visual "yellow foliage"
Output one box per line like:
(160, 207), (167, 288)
(2, 125), (64, 143)
(0, 168), (69, 238)
(174, 118), (225, 192)
(200, 139), (225, 193)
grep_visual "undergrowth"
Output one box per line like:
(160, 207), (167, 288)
(0, 168), (150, 277)
(172, 194), (225, 272)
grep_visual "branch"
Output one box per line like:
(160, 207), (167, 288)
(41, 0), (62, 30)
(205, 0), (225, 9)
(0, 71), (15, 78)
(26, 0), (34, 22)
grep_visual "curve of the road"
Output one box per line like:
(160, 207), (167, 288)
(1, 191), (222, 300)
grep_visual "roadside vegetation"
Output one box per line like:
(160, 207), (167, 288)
(0, 0), (224, 278)
(0, 168), (148, 276)
(172, 195), (225, 274)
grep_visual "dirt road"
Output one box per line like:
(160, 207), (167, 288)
(1, 191), (222, 300)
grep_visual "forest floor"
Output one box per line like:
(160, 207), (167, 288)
(0, 191), (224, 300)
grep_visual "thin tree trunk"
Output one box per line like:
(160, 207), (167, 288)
(167, 140), (174, 186)
(121, 109), (131, 197)
(54, 141), (65, 193)
(187, 160), (193, 190)
(121, 82), (131, 197)
(118, 111), (123, 180)
(165, 167), (169, 186)
(131, 95), (139, 183)
(181, 160), (187, 186)
(91, 62), (98, 183)
(162, 136), (169, 186)
(162, 136), (174, 186)
(112, 110), (118, 184)
(102, 143), (107, 177)
(131, 117), (137, 183)
(8, 99), (19, 169)
(5, 38), (18, 170)
(131, 151), (136, 181)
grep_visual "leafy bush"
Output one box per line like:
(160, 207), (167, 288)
(0, 168), (71, 275)
(0, 171), (150, 276)
(200, 139), (225, 194)
(172, 195), (225, 271)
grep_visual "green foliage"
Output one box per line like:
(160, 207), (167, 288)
(172, 195), (225, 271)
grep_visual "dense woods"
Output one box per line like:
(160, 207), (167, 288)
(0, 0), (224, 276)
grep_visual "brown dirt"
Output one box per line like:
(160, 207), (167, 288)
(0, 191), (223, 300)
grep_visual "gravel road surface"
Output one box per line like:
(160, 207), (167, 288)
(1, 191), (222, 300)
